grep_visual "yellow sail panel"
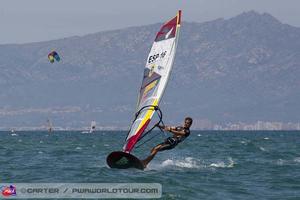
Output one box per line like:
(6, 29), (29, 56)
(143, 80), (157, 97)
(135, 99), (158, 134)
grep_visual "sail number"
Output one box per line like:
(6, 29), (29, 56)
(148, 51), (167, 63)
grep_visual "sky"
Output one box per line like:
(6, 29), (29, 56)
(1, 0), (299, 44)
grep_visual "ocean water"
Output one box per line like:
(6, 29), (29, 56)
(1, 131), (300, 199)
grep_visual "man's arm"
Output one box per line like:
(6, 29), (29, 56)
(168, 127), (186, 137)
(158, 125), (186, 137)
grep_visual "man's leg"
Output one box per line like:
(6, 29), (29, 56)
(142, 143), (170, 168)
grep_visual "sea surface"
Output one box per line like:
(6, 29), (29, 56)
(1, 131), (300, 199)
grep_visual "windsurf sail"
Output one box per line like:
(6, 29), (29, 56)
(89, 121), (96, 133)
(47, 119), (53, 133)
(123, 10), (182, 153)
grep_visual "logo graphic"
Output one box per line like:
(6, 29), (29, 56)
(148, 65), (155, 77)
(1, 185), (16, 197)
(116, 157), (129, 165)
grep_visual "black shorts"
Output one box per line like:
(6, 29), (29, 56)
(158, 137), (178, 151)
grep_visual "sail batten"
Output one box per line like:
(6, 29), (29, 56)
(123, 11), (182, 153)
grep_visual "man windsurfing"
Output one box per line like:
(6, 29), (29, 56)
(142, 117), (193, 168)
(106, 11), (182, 170)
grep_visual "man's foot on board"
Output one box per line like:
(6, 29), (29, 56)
(141, 159), (149, 168)
(141, 160), (147, 168)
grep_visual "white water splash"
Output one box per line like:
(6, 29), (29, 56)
(210, 162), (226, 168)
(264, 137), (269, 140)
(150, 157), (236, 170)
(210, 157), (235, 168)
(294, 157), (300, 163)
(11, 133), (18, 136)
(160, 157), (201, 169)
(75, 147), (82, 150)
(228, 157), (235, 168)
(240, 140), (250, 145)
(197, 134), (201, 137)
(276, 159), (284, 165)
(259, 146), (266, 152)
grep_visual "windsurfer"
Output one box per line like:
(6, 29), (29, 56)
(142, 117), (193, 168)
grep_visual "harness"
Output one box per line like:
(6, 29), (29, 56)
(166, 126), (190, 145)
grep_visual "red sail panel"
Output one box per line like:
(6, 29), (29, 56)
(155, 10), (181, 42)
(124, 119), (151, 152)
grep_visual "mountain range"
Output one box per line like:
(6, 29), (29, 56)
(0, 11), (300, 129)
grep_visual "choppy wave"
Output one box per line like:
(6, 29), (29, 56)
(294, 157), (300, 163)
(209, 157), (235, 168)
(1, 131), (299, 199)
(240, 139), (251, 145)
(276, 159), (285, 165)
(259, 146), (266, 152)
